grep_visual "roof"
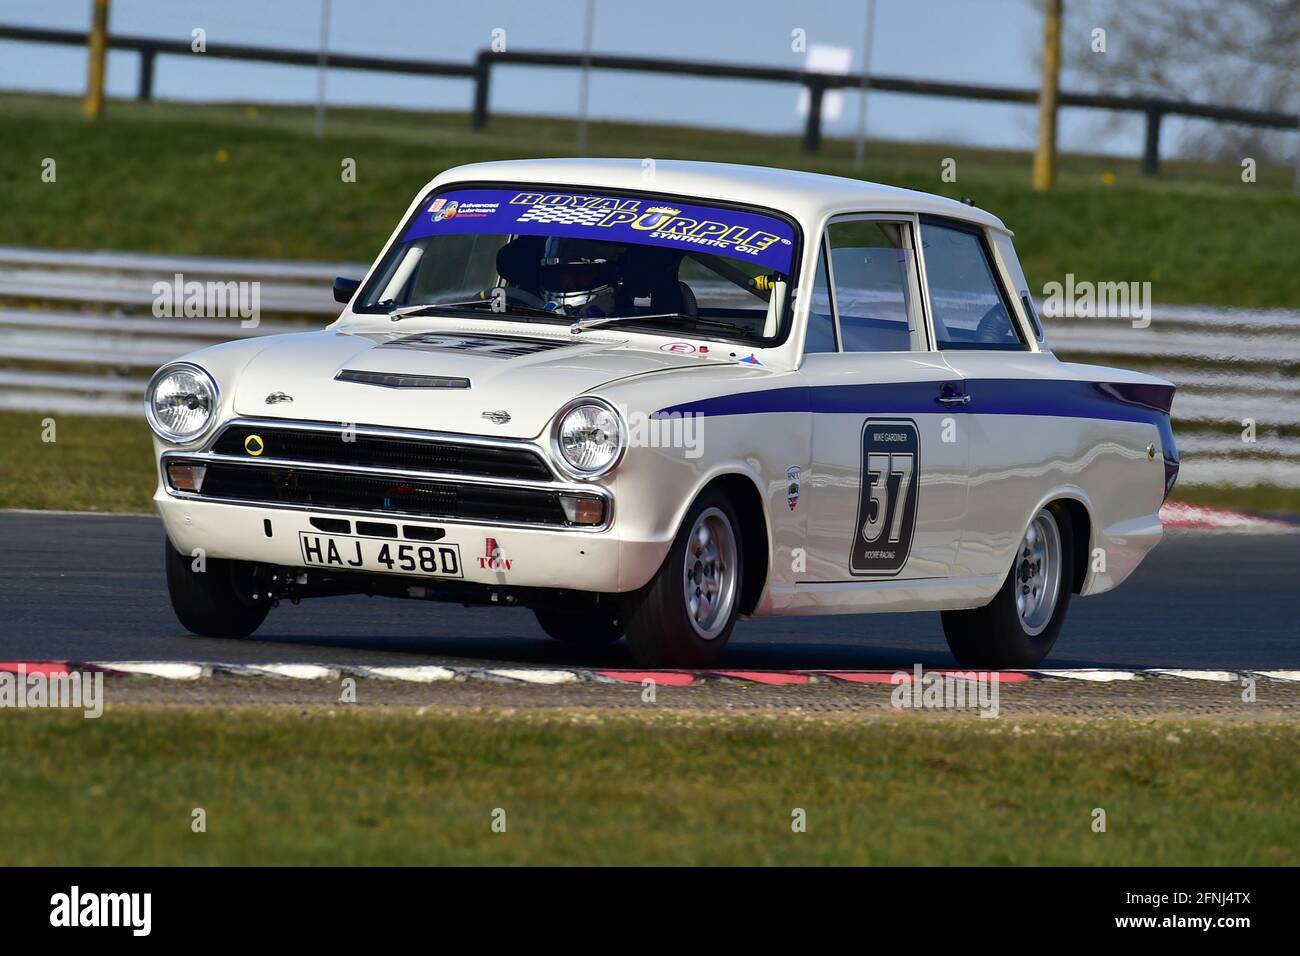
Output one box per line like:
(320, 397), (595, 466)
(426, 158), (1009, 232)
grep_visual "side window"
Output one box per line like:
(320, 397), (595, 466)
(826, 219), (920, 353)
(803, 245), (837, 354)
(921, 220), (1025, 351)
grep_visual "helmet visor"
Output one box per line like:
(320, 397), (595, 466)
(539, 259), (615, 293)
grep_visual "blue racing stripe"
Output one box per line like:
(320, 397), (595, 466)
(652, 377), (1179, 477)
(655, 378), (1172, 418)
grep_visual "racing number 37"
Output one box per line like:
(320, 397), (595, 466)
(850, 419), (920, 576)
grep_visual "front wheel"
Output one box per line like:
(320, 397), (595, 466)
(941, 503), (1074, 669)
(164, 538), (271, 638)
(534, 607), (623, 647)
(621, 491), (743, 668)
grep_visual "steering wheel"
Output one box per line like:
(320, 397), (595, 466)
(974, 303), (1011, 343)
(476, 285), (547, 310)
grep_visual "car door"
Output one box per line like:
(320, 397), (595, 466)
(915, 215), (1042, 580)
(799, 214), (970, 583)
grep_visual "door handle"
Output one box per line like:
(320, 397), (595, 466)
(936, 383), (970, 406)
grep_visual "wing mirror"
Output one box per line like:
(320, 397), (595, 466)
(333, 276), (362, 304)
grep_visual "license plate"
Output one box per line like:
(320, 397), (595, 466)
(298, 532), (463, 578)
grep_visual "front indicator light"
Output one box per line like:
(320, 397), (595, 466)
(167, 462), (207, 492)
(558, 494), (606, 526)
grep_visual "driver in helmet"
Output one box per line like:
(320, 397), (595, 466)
(538, 238), (622, 319)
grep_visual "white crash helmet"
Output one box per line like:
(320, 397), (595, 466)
(539, 238), (619, 318)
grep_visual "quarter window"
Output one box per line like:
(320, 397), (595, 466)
(920, 220), (1025, 351)
(826, 220), (921, 353)
(803, 246), (838, 353)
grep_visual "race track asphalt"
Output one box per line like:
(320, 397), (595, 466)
(1, 511), (1295, 670)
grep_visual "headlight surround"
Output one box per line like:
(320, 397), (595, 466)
(145, 362), (219, 443)
(551, 397), (627, 479)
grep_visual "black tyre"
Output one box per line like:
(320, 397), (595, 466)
(941, 502), (1074, 669)
(534, 607), (623, 647)
(164, 538), (271, 638)
(621, 489), (743, 668)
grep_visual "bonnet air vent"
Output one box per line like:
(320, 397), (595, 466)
(336, 369), (470, 389)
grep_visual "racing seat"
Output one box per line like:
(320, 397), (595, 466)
(671, 280), (699, 317)
(619, 246), (697, 316)
(495, 235), (547, 296)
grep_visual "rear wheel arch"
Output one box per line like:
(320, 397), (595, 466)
(1019, 492), (1093, 596)
(1053, 497), (1092, 594)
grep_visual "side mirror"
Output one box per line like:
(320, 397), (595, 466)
(333, 276), (361, 304)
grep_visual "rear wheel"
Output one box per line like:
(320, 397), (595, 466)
(941, 503), (1074, 669)
(621, 491), (743, 668)
(164, 538), (271, 638)
(533, 607), (623, 647)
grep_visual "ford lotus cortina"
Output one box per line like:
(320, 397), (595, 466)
(146, 159), (1177, 668)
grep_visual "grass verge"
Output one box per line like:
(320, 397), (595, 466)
(0, 411), (155, 513)
(1, 707), (1296, 865)
(2, 92), (1298, 307)
(1169, 483), (1300, 518)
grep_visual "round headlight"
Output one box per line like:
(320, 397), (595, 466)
(145, 363), (219, 443)
(553, 399), (626, 478)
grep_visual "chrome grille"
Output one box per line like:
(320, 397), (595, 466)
(211, 422), (551, 481)
(195, 462), (570, 525)
(162, 419), (611, 531)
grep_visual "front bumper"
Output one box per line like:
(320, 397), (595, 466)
(155, 490), (629, 592)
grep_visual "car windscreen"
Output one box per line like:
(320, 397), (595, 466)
(354, 187), (800, 345)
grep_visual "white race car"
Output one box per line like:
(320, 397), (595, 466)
(147, 159), (1178, 668)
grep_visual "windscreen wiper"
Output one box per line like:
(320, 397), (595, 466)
(569, 313), (756, 338)
(388, 300), (555, 322)
(387, 303), (463, 322)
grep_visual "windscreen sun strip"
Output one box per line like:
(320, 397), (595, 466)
(402, 188), (797, 274)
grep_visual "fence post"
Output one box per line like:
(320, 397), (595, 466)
(471, 51), (492, 129)
(1142, 107), (1162, 175)
(1294, 115), (1299, 195)
(1031, 0), (1062, 191)
(802, 77), (825, 153)
(83, 0), (110, 120)
(137, 47), (155, 100)
(314, 0), (332, 141)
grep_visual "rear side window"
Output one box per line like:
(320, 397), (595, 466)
(826, 219), (919, 353)
(921, 220), (1025, 351)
